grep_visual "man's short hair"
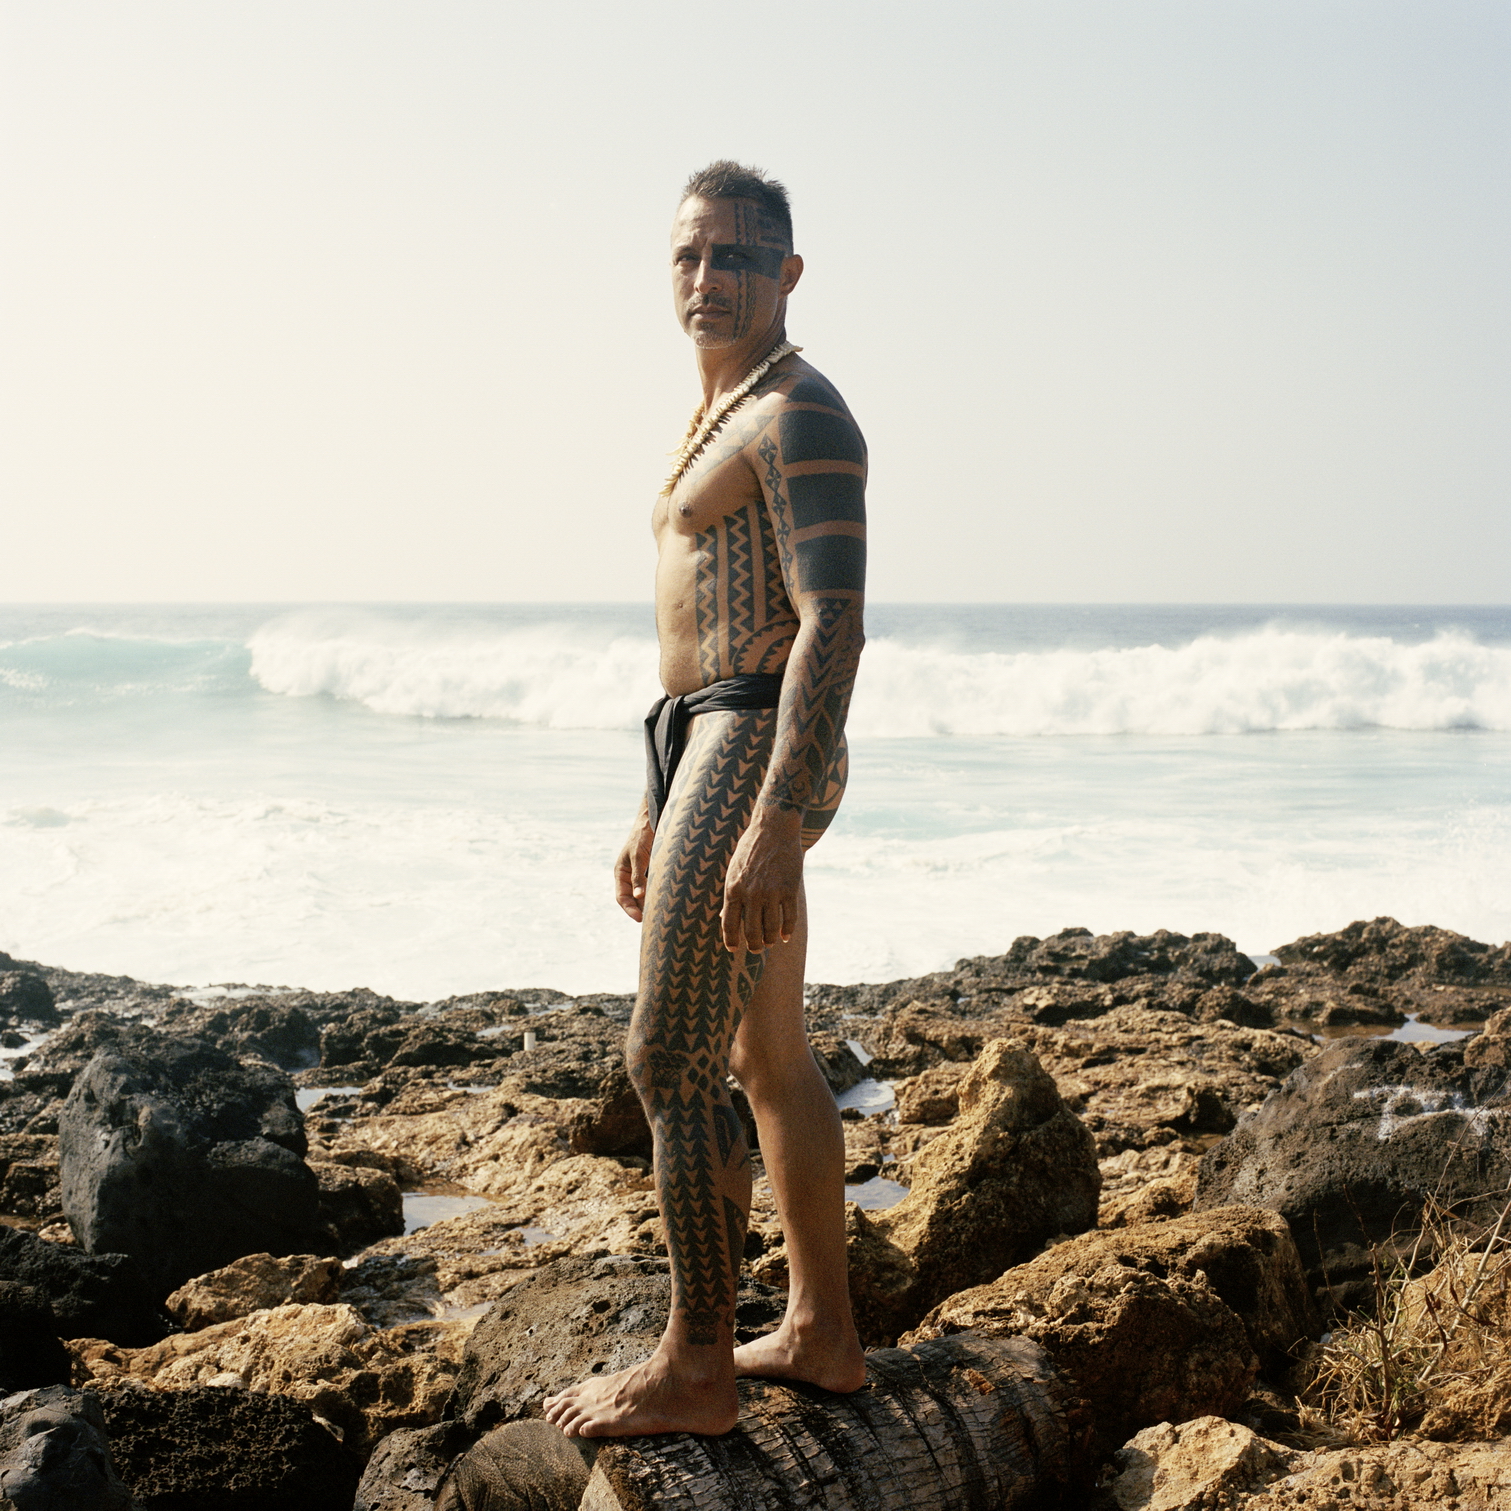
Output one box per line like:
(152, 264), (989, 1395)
(680, 161), (793, 250)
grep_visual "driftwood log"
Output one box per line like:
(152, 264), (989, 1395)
(578, 1334), (1076, 1511)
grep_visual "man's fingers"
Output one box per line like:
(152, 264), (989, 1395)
(721, 891), (743, 953)
(757, 901), (784, 953)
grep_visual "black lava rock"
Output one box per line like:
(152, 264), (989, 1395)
(0, 971), (60, 1029)
(0, 1280), (72, 1391)
(0, 1226), (166, 1345)
(96, 1386), (360, 1511)
(59, 1032), (325, 1296)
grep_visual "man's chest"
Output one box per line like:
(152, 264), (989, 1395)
(653, 449), (771, 549)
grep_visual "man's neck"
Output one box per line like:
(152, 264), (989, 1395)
(694, 320), (789, 409)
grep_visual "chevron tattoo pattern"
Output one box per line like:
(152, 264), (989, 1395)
(630, 710), (775, 1345)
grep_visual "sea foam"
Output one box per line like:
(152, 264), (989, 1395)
(247, 616), (1511, 736)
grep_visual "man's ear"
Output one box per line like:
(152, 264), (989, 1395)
(779, 253), (804, 297)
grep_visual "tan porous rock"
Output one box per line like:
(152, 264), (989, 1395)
(67, 1301), (467, 1457)
(905, 1205), (1317, 1448)
(893, 1062), (969, 1125)
(329, 1084), (578, 1196)
(869, 1040), (1099, 1325)
(165, 1252), (343, 1330)
(1111, 1416), (1294, 1511)
(1098, 1146), (1200, 1229)
(1464, 1004), (1511, 1068)
(1246, 1437), (1511, 1511)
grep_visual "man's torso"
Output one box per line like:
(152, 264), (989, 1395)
(652, 358), (864, 697)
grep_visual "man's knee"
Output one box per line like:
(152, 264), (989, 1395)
(626, 1039), (726, 1103)
(729, 1037), (824, 1102)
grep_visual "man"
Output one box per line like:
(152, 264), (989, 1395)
(543, 162), (868, 1438)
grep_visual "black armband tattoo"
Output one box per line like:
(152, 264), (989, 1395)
(786, 472), (866, 529)
(778, 409), (866, 466)
(795, 533), (866, 594)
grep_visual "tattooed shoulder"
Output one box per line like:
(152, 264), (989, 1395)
(753, 370), (867, 601)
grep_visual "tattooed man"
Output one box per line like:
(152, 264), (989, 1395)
(544, 162), (867, 1437)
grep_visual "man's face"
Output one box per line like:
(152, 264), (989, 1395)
(670, 195), (798, 349)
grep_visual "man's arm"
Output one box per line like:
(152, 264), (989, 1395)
(720, 385), (866, 952)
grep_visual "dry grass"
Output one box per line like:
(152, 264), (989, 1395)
(1300, 1190), (1511, 1443)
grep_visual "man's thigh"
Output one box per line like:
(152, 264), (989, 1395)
(634, 709), (777, 1051)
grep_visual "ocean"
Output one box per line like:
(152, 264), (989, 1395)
(2, 603), (1509, 1001)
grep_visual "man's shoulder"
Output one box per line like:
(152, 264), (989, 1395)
(758, 361), (853, 417)
(748, 362), (866, 467)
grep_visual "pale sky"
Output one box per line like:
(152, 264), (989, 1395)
(3, 1), (1507, 603)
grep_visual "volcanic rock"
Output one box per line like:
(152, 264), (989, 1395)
(165, 1252), (343, 1330)
(1465, 1004), (1511, 1069)
(71, 1301), (465, 1458)
(96, 1384), (360, 1510)
(565, 1061), (651, 1159)
(312, 1159), (405, 1252)
(864, 1003), (1312, 1157)
(804, 927), (1260, 1026)
(0, 1280), (72, 1391)
(59, 1032), (326, 1295)
(1194, 1036), (1511, 1308)
(1275, 916), (1511, 987)
(1098, 1145), (1200, 1229)
(355, 1420), (474, 1511)
(894, 1062), (969, 1125)
(1110, 1416), (1294, 1511)
(0, 1131), (62, 1223)
(906, 1205), (1317, 1451)
(159, 997), (323, 1071)
(0, 970), (59, 1028)
(0, 1226), (164, 1344)
(867, 1040), (1099, 1327)
(454, 1256), (784, 1434)
(0, 1385), (134, 1511)
(806, 1031), (869, 1093)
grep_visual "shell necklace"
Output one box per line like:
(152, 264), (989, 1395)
(661, 339), (801, 496)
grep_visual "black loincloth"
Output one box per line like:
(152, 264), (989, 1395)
(644, 672), (784, 828)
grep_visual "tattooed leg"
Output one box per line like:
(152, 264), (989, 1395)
(542, 710), (773, 1439)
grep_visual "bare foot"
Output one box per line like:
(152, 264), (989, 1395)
(541, 1353), (740, 1439)
(732, 1323), (867, 1393)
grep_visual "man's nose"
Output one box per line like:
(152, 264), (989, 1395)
(693, 258), (723, 293)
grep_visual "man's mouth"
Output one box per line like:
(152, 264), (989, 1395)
(690, 305), (731, 318)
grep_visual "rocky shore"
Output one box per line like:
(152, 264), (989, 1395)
(2, 917), (1509, 1509)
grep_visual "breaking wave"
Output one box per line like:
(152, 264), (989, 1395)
(245, 616), (1511, 736)
(7, 613), (1509, 736)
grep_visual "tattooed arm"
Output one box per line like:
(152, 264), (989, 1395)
(720, 380), (866, 953)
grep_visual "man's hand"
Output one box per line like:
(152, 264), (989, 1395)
(721, 807), (803, 953)
(614, 807), (655, 923)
